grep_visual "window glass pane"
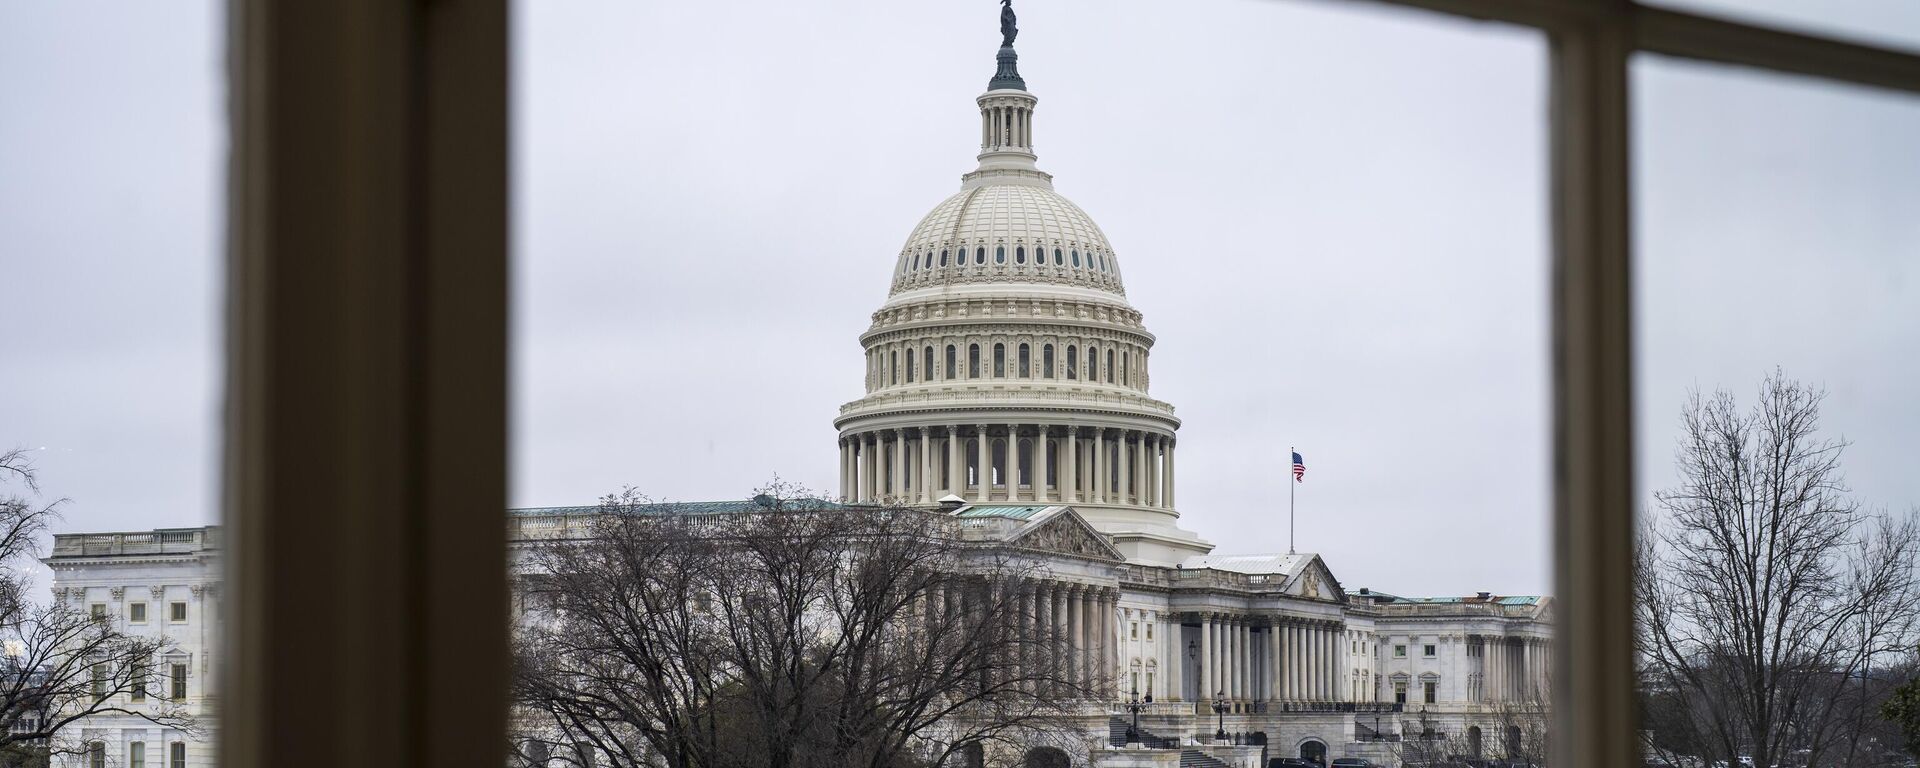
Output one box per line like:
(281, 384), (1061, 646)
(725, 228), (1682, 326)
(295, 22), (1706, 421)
(1632, 58), (1920, 767)
(516, 0), (1549, 753)
(1644, 0), (1920, 54)
(1, 0), (222, 757)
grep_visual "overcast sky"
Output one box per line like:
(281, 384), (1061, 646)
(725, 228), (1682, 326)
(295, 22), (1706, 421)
(3, 0), (1916, 600)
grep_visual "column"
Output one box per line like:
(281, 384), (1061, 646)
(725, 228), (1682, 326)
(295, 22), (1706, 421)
(1199, 613), (1214, 703)
(917, 427), (933, 504)
(1267, 622), (1281, 701)
(1081, 587), (1097, 693)
(1004, 423), (1021, 502)
(1167, 617), (1184, 701)
(974, 425), (990, 502)
(888, 429), (904, 499)
(1092, 429), (1107, 503)
(1165, 438), (1176, 508)
(1146, 435), (1161, 508)
(1049, 584), (1067, 694)
(1036, 430), (1052, 503)
(1335, 626), (1347, 702)
(948, 426), (967, 499)
(1066, 586), (1084, 692)
(1237, 619), (1250, 702)
(1104, 589), (1119, 698)
(1293, 623), (1306, 701)
(861, 433), (876, 502)
(1135, 433), (1149, 506)
(1064, 429), (1080, 503)
(1116, 431), (1131, 505)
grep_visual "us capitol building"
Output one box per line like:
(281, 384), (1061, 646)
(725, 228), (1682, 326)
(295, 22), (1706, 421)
(42, 9), (1550, 768)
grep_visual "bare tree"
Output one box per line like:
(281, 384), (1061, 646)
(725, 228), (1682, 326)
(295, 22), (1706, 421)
(510, 483), (1087, 768)
(1634, 373), (1920, 768)
(0, 449), (196, 762)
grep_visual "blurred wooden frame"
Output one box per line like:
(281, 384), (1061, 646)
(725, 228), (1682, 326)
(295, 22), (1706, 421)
(219, 1), (1920, 766)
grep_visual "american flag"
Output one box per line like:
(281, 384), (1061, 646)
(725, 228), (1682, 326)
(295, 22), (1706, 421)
(1291, 451), (1306, 482)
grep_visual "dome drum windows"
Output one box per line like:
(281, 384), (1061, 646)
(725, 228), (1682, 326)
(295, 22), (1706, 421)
(1017, 344), (1030, 378)
(992, 344), (1006, 377)
(939, 249), (949, 267)
(975, 247), (986, 265)
(995, 246), (1006, 264)
(1065, 345), (1077, 379)
(905, 352), (915, 383)
(968, 344), (981, 378)
(945, 345), (957, 380)
(1042, 344), (1054, 378)
(1015, 246), (1025, 265)
(1106, 349), (1116, 383)
(923, 347), (934, 381)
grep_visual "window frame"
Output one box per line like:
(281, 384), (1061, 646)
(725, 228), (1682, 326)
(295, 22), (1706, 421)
(223, 3), (1920, 768)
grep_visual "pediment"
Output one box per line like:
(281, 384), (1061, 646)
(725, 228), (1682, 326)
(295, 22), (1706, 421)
(1283, 555), (1346, 602)
(1008, 509), (1124, 563)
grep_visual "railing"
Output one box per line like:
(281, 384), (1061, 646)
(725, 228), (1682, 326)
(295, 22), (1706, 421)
(837, 385), (1177, 418)
(50, 528), (218, 558)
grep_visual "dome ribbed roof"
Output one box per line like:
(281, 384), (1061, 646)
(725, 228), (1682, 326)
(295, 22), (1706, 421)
(888, 184), (1125, 297)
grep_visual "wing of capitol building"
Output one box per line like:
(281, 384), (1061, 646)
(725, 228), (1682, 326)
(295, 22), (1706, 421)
(41, 8), (1550, 768)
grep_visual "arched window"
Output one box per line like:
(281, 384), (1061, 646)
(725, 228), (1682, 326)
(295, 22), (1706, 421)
(1088, 347), (1099, 382)
(968, 344), (981, 378)
(1120, 351), (1129, 385)
(1054, 248), (1063, 265)
(1109, 442), (1121, 492)
(87, 743), (104, 768)
(965, 439), (979, 485)
(905, 352), (914, 382)
(910, 252), (919, 271)
(940, 249), (949, 266)
(1015, 246), (1025, 264)
(1018, 343), (1030, 377)
(993, 344), (1006, 377)
(991, 439), (1007, 486)
(1071, 249), (1081, 267)
(1045, 439), (1058, 485)
(1042, 344), (1054, 378)
(1065, 345), (1077, 379)
(946, 345), (957, 380)
(171, 742), (187, 768)
(975, 246), (986, 265)
(1106, 349), (1116, 383)
(995, 246), (1006, 264)
(923, 346), (934, 380)
(926, 250), (935, 269)
(890, 350), (899, 385)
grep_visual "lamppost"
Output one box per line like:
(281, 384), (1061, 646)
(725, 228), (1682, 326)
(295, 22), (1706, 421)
(1211, 689), (1228, 741)
(1125, 686), (1151, 745)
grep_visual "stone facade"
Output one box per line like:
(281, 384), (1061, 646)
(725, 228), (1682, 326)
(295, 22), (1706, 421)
(42, 528), (219, 768)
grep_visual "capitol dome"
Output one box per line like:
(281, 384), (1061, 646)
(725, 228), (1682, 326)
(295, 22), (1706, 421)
(834, 24), (1207, 565)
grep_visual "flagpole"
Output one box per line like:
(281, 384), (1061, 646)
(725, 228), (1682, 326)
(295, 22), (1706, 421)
(1288, 445), (1296, 554)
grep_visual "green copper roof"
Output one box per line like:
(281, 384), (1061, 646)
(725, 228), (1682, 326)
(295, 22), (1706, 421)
(509, 499), (845, 517)
(954, 504), (1050, 520)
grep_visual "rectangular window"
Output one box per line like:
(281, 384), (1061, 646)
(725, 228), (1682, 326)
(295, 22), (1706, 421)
(1394, 681), (1407, 704)
(170, 742), (186, 768)
(130, 602), (147, 623)
(92, 664), (107, 701)
(1424, 681), (1437, 704)
(1130, 671), (1139, 695)
(1129, 622), (1137, 640)
(1146, 670), (1154, 694)
(91, 603), (107, 622)
(130, 742), (144, 767)
(1145, 623), (1152, 640)
(171, 663), (188, 700)
(132, 659), (147, 702)
(1423, 644), (1436, 657)
(169, 602), (187, 622)
(89, 744), (104, 768)
(1393, 645), (1406, 658)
